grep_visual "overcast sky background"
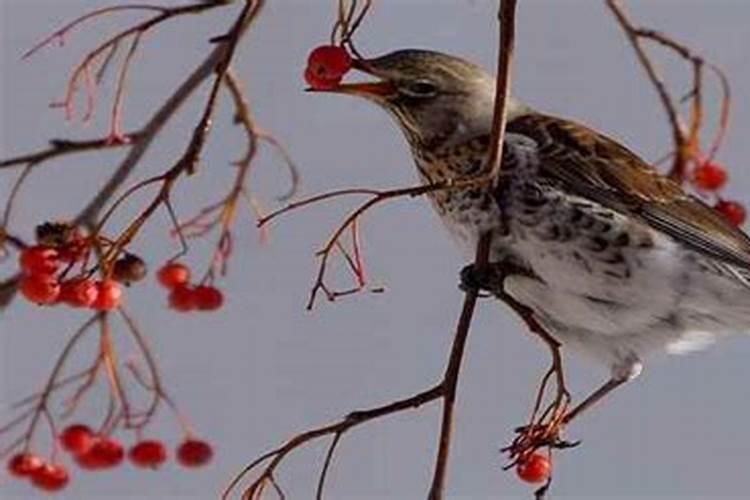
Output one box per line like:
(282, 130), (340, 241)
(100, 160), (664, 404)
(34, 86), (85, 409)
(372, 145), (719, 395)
(3, 1), (750, 499)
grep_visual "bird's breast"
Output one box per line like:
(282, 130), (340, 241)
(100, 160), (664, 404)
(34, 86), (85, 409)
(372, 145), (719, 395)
(412, 153), (508, 257)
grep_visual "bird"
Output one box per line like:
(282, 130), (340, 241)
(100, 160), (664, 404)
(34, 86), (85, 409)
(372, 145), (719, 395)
(312, 48), (750, 421)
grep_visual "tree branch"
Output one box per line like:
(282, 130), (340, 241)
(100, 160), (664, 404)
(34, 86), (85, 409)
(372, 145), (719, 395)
(74, 1), (264, 226)
(428, 1), (517, 496)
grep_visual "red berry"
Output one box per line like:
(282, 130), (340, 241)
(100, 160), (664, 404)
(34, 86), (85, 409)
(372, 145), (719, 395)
(74, 449), (103, 470)
(693, 161), (728, 191)
(168, 285), (196, 312)
(79, 437), (124, 469)
(516, 452), (551, 484)
(157, 262), (191, 289)
(193, 285), (223, 311)
(92, 280), (123, 311)
(715, 199), (747, 227)
(20, 273), (60, 304)
(7, 452), (44, 477)
(176, 439), (213, 467)
(31, 463), (69, 492)
(59, 279), (99, 308)
(307, 45), (352, 80)
(129, 440), (168, 469)
(19, 245), (60, 275)
(304, 45), (353, 90)
(60, 424), (95, 455)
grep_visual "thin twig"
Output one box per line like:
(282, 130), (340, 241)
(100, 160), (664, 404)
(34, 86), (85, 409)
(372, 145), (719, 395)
(315, 432), (343, 500)
(606, 0), (687, 176)
(1, 315), (99, 456)
(1, 165), (33, 230)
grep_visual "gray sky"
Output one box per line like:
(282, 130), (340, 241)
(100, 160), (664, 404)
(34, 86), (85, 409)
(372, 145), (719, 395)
(2, 1), (750, 499)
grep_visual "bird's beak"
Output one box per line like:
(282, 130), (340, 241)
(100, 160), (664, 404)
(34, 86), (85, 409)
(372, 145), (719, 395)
(308, 59), (397, 98)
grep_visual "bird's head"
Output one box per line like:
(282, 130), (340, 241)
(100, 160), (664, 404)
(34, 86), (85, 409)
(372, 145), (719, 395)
(312, 49), (530, 150)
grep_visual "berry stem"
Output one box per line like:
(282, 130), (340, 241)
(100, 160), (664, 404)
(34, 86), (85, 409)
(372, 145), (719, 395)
(2, 315), (98, 457)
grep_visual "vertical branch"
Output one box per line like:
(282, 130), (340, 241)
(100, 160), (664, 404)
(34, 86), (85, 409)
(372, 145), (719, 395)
(427, 235), (490, 499)
(427, 1), (518, 498)
(486, 0), (518, 186)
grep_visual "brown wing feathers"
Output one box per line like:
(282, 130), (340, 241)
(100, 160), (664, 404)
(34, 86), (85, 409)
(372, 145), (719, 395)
(506, 114), (750, 269)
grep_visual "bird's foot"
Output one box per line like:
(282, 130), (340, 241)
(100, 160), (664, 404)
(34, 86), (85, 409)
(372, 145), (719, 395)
(503, 423), (578, 458)
(459, 263), (503, 294)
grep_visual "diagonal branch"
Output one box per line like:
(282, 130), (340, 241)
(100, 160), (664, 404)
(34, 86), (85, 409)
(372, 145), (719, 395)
(223, 385), (444, 499)
(74, 1), (264, 226)
(0, 134), (141, 170)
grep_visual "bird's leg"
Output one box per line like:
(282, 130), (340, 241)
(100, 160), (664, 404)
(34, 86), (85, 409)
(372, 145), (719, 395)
(561, 377), (627, 425)
(562, 358), (641, 425)
(495, 289), (571, 421)
(533, 322), (571, 424)
(460, 262), (569, 423)
(460, 262), (577, 458)
(493, 286), (578, 465)
(502, 336), (576, 463)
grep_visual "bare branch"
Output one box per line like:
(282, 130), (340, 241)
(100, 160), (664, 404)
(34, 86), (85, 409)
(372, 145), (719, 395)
(605, 0), (731, 181)
(73, 1), (263, 225)
(0, 135), (140, 170)
(224, 385), (444, 499)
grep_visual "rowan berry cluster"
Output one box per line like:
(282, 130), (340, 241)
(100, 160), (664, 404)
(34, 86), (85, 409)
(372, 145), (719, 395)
(157, 262), (224, 312)
(1, 1), (268, 497)
(3, 216), (223, 494)
(17, 223), (128, 310)
(6, 422), (212, 493)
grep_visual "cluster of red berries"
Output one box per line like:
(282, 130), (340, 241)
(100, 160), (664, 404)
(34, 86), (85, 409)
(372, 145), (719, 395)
(59, 424), (212, 470)
(7, 454), (68, 492)
(304, 45), (353, 90)
(515, 451), (551, 484)
(157, 262), (224, 312)
(18, 245), (124, 311)
(690, 160), (746, 226)
(15, 223), (148, 310)
(6, 424), (213, 493)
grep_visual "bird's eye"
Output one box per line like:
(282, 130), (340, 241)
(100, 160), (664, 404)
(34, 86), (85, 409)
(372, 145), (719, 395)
(400, 80), (438, 98)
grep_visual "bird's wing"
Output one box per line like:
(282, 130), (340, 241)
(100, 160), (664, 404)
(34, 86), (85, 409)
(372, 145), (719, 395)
(505, 113), (750, 270)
